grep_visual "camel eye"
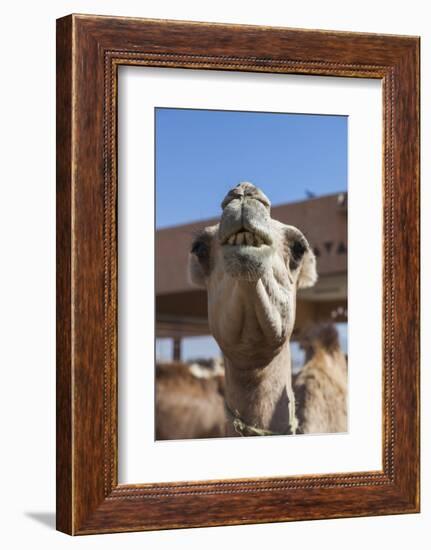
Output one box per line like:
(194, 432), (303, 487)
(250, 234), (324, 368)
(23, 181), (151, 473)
(289, 240), (306, 271)
(291, 240), (306, 262)
(191, 240), (209, 261)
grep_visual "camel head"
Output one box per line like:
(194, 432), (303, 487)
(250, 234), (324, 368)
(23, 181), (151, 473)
(189, 182), (317, 368)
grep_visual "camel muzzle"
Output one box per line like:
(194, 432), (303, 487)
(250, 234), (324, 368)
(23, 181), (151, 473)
(218, 183), (273, 247)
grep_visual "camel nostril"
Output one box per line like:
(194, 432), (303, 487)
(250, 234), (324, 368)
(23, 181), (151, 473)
(221, 189), (244, 210)
(221, 182), (271, 211)
(238, 182), (259, 197)
(242, 184), (271, 210)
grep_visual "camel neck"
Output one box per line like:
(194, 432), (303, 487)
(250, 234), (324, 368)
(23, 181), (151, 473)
(223, 344), (297, 436)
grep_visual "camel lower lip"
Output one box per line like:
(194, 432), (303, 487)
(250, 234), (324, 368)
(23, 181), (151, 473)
(222, 243), (273, 282)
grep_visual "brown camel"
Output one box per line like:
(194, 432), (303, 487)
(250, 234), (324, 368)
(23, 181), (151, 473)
(188, 182), (317, 436)
(294, 323), (348, 434)
(155, 362), (225, 440)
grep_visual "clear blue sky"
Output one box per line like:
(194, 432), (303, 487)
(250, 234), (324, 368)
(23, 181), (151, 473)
(156, 108), (347, 229)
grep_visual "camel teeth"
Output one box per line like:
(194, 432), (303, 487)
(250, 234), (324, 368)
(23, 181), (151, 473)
(226, 231), (264, 246)
(244, 232), (254, 246)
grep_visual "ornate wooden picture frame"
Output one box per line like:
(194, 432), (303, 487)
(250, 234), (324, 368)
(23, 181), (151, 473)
(56, 14), (420, 535)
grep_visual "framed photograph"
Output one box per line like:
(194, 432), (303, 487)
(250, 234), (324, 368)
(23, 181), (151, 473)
(56, 14), (420, 534)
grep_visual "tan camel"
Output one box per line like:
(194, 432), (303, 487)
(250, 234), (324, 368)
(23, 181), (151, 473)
(155, 362), (225, 440)
(294, 323), (348, 434)
(189, 182), (317, 436)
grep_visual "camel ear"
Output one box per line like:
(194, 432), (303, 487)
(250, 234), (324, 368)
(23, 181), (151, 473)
(284, 225), (318, 289)
(297, 247), (317, 289)
(188, 229), (213, 287)
(188, 252), (207, 287)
